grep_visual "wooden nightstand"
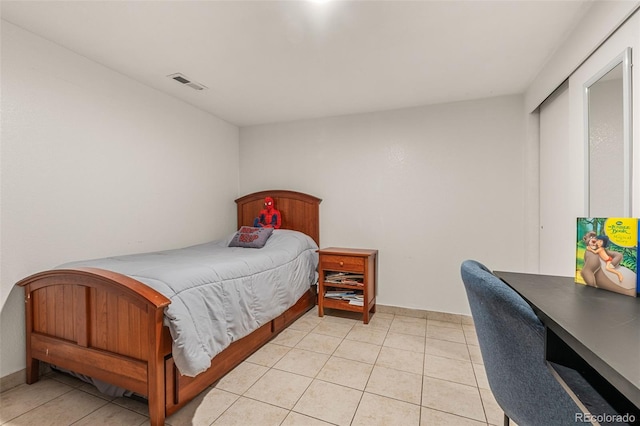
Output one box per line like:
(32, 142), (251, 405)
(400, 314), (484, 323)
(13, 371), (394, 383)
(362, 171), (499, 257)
(317, 247), (378, 324)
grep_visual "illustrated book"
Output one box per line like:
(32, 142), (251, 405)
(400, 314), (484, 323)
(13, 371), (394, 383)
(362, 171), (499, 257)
(575, 217), (639, 297)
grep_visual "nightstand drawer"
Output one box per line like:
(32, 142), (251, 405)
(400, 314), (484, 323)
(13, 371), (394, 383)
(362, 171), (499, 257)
(321, 255), (364, 272)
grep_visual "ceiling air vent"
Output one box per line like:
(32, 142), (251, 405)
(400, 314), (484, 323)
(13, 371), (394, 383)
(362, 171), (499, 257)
(167, 73), (207, 91)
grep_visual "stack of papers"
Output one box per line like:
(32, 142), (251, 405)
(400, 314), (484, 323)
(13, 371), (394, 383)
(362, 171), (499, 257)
(325, 290), (364, 305)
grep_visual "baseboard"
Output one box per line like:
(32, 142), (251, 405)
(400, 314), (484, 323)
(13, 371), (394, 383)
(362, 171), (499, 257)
(0, 369), (25, 393)
(1, 364), (51, 393)
(376, 304), (474, 325)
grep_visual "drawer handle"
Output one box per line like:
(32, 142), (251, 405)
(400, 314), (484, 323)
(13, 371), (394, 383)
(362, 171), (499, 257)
(339, 261), (344, 266)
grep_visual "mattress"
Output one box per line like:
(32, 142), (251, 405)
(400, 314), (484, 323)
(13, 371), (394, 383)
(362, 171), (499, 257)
(59, 229), (319, 377)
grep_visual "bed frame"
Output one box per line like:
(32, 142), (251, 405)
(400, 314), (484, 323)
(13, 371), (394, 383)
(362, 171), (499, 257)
(17, 190), (322, 425)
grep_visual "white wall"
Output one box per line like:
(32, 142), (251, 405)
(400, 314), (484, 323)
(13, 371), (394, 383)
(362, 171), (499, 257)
(240, 96), (528, 315)
(0, 22), (240, 377)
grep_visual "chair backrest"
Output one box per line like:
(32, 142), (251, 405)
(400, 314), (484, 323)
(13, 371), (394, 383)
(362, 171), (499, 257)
(460, 260), (581, 425)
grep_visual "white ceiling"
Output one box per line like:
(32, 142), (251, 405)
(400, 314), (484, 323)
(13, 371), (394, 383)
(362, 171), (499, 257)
(1, 0), (593, 127)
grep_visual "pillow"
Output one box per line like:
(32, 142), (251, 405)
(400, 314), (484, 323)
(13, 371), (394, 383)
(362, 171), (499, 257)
(228, 226), (274, 249)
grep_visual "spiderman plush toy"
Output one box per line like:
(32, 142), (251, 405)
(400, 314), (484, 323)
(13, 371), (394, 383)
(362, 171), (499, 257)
(253, 196), (281, 229)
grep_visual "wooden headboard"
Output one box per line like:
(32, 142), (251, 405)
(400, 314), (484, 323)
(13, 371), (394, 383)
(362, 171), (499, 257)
(235, 190), (322, 246)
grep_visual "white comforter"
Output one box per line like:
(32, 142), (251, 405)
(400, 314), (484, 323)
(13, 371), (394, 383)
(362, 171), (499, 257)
(59, 230), (319, 376)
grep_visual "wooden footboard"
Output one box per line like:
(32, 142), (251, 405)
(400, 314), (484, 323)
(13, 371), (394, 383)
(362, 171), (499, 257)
(17, 267), (317, 425)
(17, 267), (171, 425)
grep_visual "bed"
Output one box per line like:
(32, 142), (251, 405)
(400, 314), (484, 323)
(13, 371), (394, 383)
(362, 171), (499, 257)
(16, 190), (322, 425)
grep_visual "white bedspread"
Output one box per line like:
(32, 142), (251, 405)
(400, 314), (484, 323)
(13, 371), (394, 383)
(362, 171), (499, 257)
(59, 230), (318, 377)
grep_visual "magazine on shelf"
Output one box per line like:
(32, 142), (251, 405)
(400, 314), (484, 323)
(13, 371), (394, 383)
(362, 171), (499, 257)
(575, 217), (639, 297)
(324, 272), (364, 286)
(324, 290), (363, 302)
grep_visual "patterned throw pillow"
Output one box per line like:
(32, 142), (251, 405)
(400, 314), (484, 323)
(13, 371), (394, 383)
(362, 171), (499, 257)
(228, 226), (274, 248)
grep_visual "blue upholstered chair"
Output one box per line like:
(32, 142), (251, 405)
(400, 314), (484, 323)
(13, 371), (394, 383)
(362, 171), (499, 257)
(460, 260), (589, 426)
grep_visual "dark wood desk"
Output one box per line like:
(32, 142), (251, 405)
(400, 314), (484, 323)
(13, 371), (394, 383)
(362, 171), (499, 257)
(494, 271), (640, 414)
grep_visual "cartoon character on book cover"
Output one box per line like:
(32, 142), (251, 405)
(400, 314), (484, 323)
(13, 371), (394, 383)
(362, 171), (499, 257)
(575, 217), (639, 297)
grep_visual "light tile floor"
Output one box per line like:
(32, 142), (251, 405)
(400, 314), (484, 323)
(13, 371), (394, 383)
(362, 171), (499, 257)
(0, 310), (506, 425)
